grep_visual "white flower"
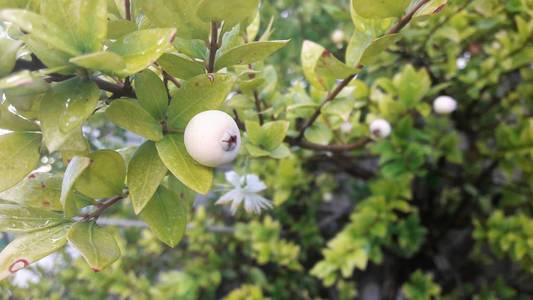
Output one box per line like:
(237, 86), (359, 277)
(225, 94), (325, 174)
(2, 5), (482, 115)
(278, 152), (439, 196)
(433, 96), (457, 114)
(216, 171), (272, 215)
(370, 119), (392, 139)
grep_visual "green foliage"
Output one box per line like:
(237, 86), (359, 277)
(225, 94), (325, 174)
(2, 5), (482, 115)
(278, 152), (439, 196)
(401, 270), (442, 300)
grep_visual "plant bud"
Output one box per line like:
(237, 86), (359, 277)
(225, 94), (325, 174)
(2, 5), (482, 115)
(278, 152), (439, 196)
(184, 110), (241, 167)
(331, 29), (345, 45)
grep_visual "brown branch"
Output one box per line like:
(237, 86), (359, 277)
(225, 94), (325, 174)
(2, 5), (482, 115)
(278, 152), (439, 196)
(81, 194), (127, 221)
(125, 0), (131, 21)
(93, 78), (136, 99)
(253, 91), (264, 125)
(295, 74), (357, 141)
(207, 21), (219, 73)
(162, 71), (181, 89)
(387, 0), (431, 34)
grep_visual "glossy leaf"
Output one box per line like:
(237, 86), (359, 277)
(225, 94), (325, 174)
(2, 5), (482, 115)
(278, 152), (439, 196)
(107, 19), (136, 39)
(61, 156), (91, 217)
(40, 78), (98, 153)
(40, 0), (108, 53)
(67, 222), (121, 271)
(70, 51), (126, 73)
(127, 141), (168, 214)
(0, 9), (80, 56)
(315, 50), (358, 80)
(134, 70), (168, 120)
(156, 134), (213, 194)
(301, 40), (331, 90)
(139, 185), (188, 247)
(108, 28), (176, 76)
(75, 150), (126, 199)
(21, 36), (75, 74)
(0, 204), (65, 233)
(246, 121), (290, 151)
(0, 102), (40, 132)
(157, 53), (205, 80)
(0, 224), (69, 281)
(105, 99), (164, 141)
(359, 34), (401, 65)
(167, 74), (234, 129)
(215, 40), (289, 71)
(0, 173), (63, 211)
(352, 0), (411, 19)
(0, 38), (22, 77)
(137, 0), (209, 39)
(196, 0), (259, 27)
(0, 132), (41, 192)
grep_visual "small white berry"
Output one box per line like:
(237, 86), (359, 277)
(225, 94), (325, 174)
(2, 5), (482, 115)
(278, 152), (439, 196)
(370, 119), (391, 139)
(331, 29), (345, 45)
(184, 110), (241, 167)
(433, 96), (457, 114)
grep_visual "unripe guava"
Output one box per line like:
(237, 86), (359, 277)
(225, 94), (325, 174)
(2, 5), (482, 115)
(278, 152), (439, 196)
(184, 110), (241, 167)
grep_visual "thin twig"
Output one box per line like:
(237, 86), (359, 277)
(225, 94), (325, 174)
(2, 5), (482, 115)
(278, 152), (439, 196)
(162, 71), (181, 88)
(295, 74), (357, 141)
(124, 0), (131, 21)
(81, 194), (127, 221)
(253, 91), (264, 125)
(207, 21), (219, 73)
(387, 0), (431, 34)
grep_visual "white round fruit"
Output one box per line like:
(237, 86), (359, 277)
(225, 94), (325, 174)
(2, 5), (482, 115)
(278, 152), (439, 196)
(370, 119), (391, 139)
(331, 29), (345, 44)
(184, 110), (241, 167)
(433, 96), (457, 114)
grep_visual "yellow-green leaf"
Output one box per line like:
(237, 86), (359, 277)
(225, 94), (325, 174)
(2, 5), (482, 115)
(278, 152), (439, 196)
(156, 134), (213, 194)
(67, 222), (121, 272)
(0, 204), (65, 233)
(0, 132), (41, 192)
(70, 51), (126, 73)
(105, 99), (164, 141)
(215, 40), (289, 71)
(75, 150), (126, 199)
(134, 70), (169, 120)
(157, 53), (205, 80)
(139, 186), (187, 247)
(127, 141), (168, 214)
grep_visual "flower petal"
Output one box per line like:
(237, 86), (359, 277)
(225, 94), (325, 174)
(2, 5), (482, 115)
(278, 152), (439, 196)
(216, 189), (242, 205)
(225, 171), (242, 187)
(245, 174), (267, 193)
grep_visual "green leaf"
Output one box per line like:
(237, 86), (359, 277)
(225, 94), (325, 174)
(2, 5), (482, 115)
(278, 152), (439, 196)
(0, 173), (63, 211)
(196, 0), (259, 27)
(107, 19), (136, 39)
(40, 78), (98, 153)
(61, 156), (91, 217)
(137, 0), (209, 39)
(108, 28), (176, 76)
(139, 185), (188, 247)
(246, 121), (289, 151)
(0, 38), (22, 77)
(105, 99), (164, 141)
(304, 123), (333, 145)
(301, 40), (331, 90)
(21, 36), (75, 74)
(346, 31), (373, 67)
(0, 204), (65, 233)
(127, 141), (168, 214)
(0, 102), (40, 132)
(0, 224), (69, 281)
(359, 34), (401, 65)
(167, 74), (234, 129)
(70, 51), (126, 73)
(215, 40), (289, 71)
(352, 0), (411, 19)
(0, 0), (39, 10)
(0, 132), (41, 193)
(40, 0), (108, 53)
(67, 222), (121, 271)
(156, 134), (213, 194)
(75, 150), (126, 199)
(414, 0), (448, 20)
(157, 53), (205, 80)
(315, 49), (358, 80)
(134, 70), (168, 120)
(172, 37), (208, 60)
(0, 9), (80, 56)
